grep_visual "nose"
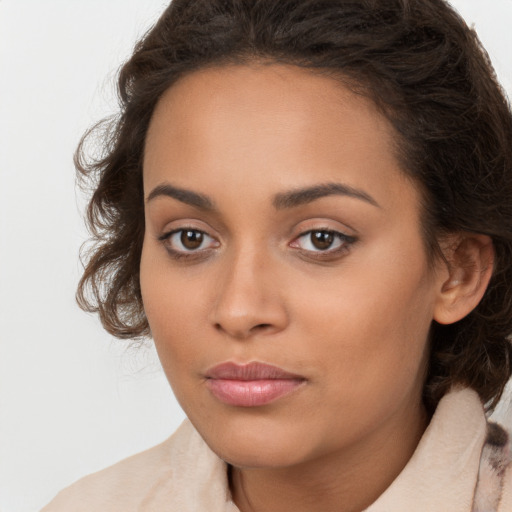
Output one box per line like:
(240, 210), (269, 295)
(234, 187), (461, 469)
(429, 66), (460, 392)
(209, 247), (289, 340)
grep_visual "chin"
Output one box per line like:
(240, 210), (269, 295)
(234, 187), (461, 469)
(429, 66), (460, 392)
(191, 411), (317, 469)
(215, 437), (311, 470)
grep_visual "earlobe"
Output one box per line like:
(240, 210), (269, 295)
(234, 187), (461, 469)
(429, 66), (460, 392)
(433, 233), (494, 325)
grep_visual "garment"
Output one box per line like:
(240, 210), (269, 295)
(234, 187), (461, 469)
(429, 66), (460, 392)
(42, 387), (512, 512)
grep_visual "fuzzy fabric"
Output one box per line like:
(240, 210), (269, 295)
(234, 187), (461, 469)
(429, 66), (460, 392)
(472, 422), (512, 512)
(41, 387), (512, 512)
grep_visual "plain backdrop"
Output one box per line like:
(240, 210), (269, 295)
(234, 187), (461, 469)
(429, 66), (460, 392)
(0, 1), (511, 511)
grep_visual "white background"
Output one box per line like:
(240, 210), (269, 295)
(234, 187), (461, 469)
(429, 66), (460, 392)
(0, 1), (511, 511)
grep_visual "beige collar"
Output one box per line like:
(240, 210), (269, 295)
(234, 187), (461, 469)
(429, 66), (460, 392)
(165, 387), (486, 511)
(42, 387), (488, 512)
(365, 387), (486, 511)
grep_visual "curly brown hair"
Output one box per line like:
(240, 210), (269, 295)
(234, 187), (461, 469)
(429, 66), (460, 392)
(76, 0), (512, 411)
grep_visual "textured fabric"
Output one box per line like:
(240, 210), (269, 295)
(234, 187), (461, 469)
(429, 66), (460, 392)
(41, 420), (238, 512)
(473, 422), (512, 512)
(42, 387), (512, 512)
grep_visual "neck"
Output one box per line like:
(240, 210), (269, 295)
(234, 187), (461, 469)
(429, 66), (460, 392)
(230, 401), (429, 512)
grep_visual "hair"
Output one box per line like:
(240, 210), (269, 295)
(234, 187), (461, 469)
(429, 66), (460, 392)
(76, 0), (512, 412)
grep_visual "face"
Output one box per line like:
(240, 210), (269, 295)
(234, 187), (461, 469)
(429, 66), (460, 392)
(140, 63), (442, 470)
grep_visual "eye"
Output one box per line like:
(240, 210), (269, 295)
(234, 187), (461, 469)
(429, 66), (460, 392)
(290, 229), (356, 254)
(159, 228), (219, 256)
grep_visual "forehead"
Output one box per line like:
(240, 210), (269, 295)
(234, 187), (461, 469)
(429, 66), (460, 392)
(146, 62), (394, 157)
(143, 62), (414, 211)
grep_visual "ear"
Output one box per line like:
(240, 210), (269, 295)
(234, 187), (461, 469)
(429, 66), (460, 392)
(433, 233), (494, 325)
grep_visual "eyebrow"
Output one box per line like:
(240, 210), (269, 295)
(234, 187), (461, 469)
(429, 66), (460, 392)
(146, 183), (216, 210)
(272, 183), (380, 209)
(146, 181), (380, 210)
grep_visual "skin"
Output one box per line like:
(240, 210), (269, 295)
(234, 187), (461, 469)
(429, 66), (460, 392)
(139, 63), (492, 512)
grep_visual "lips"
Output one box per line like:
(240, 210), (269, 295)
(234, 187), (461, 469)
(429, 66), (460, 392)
(205, 362), (306, 407)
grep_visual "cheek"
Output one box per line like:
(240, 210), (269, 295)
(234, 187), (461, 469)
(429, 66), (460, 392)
(139, 241), (206, 369)
(293, 239), (435, 406)
(140, 261), (214, 415)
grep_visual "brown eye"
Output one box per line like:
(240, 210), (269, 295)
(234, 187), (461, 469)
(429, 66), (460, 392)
(311, 231), (334, 250)
(291, 229), (356, 256)
(181, 230), (204, 250)
(159, 228), (218, 257)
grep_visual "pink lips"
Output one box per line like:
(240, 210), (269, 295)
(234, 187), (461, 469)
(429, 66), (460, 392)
(205, 362), (306, 407)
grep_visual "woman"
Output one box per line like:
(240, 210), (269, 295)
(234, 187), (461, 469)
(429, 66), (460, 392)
(43, 0), (512, 510)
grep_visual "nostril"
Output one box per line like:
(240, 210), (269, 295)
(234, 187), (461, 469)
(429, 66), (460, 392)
(214, 322), (273, 337)
(251, 323), (273, 332)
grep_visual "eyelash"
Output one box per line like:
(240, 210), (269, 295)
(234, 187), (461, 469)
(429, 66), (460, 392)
(158, 228), (218, 260)
(290, 229), (356, 260)
(158, 227), (356, 261)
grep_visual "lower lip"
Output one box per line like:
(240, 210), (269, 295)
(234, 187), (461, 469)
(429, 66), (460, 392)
(206, 378), (305, 407)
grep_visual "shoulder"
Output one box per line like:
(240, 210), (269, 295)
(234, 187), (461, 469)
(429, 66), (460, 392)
(40, 419), (206, 512)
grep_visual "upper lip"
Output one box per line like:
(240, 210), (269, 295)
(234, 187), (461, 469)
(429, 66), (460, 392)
(205, 362), (305, 381)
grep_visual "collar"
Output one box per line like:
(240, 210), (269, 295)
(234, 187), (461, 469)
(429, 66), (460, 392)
(365, 387), (487, 511)
(163, 387), (486, 511)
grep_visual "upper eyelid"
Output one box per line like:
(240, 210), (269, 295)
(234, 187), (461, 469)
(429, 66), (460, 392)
(297, 227), (346, 236)
(292, 229), (355, 245)
(158, 226), (208, 240)
(158, 228), (219, 259)
(292, 218), (358, 236)
(292, 225), (354, 241)
(158, 221), (219, 239)
(157, 224), (356, 253)
(161, 228), (217, 243)
(158, 226), (349, 239)
(154, 212), (356, 235)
